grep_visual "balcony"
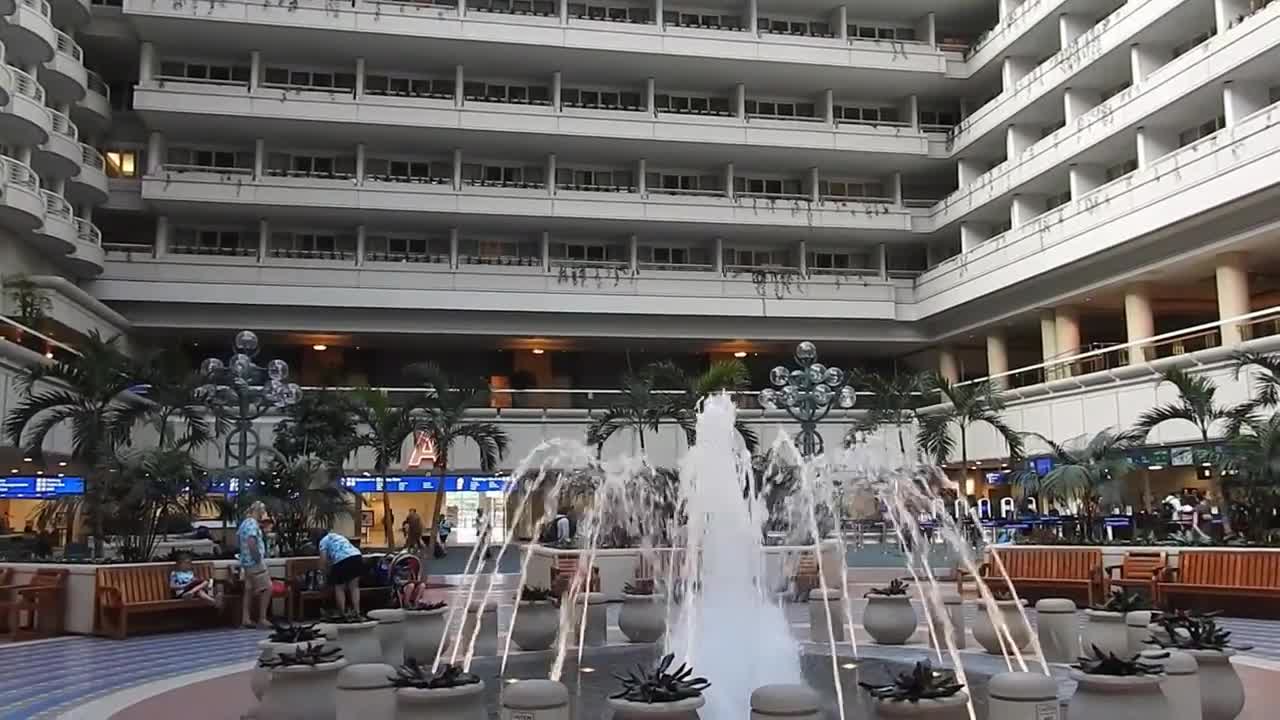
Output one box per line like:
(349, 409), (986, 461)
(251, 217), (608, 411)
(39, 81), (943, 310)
(141, 168), (918, 234)
(0, 66), (51, 148)
(915, 96), (1280, 317)
(0, 156), (43, 231)
(32, 107), (79, 179)
(67, 143), (108, 204)
(34, 190), (75, 253)
(50, 0), (91, 28)
(65, 216), (104, 276)
(39, 30), (87, 103)
(0, 0), (56, 66)
(132, 80), (937, 159)
(72, 69), (111, 133)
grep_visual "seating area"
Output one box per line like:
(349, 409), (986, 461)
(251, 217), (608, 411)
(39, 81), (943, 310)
(283, 557), (393, 620)
(0, 568), (67, 641)
(95, 564), (224, 639)
(1156, 550), (1280, 618)
(959, 547), (1104, 606)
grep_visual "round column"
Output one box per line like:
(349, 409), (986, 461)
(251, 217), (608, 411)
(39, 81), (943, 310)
(750, 684), (822, 720)
(1142, 649), (1202, 720)
(336, 663), (395, 720)
(988, 671), (1061, 720)
(808, 588), (845, 643)
(501, 679), (571, 720)
(1035, 599), (1080, 664)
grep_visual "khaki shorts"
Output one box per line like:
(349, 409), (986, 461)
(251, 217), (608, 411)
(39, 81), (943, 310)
(244, 566), (271, 595)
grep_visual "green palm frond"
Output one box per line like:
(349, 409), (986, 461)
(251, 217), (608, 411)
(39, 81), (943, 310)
(916, 373), (1021, 463)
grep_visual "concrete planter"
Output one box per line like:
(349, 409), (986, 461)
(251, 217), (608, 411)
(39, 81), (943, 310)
(571, 592), (608, 647)
(607, 695), (704, 719)
(927, 594), (966, 651)
(1083, 610), (1129, 658)
(618, 593), (665, 643)
(1125, 611), (1156, 656)
(863, 595), (917, 645)
(808, 589), (845, 643)
(334, 621), (383, 665)
(874, 692), (970, 718)
(1186, 649), (1244, 720)
(459, 602), (500, 657)
(987, 672), (1060, 720)
(395, 682), (487, 720)
(1035, 599), (1080, 664)
(1140, 649), (1200, 720)
(260, 659), (347, 720)
(750, 683), (821, 719)
(368, 609), (406, 666)
(253, 641), (310, 701)
(500, 679), (570, 720)
(336, 662), (396, 720)
(973, 601), (1031, 655)
(510, 600), (560, 651)
(403, 607), (447, 664)
(1067, 672), (1169, 720)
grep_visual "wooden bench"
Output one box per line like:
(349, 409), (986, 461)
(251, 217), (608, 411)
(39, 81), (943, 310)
(96, 564), (221, 639)
(958, 548), (1104, 606)
(549, 555), (600, 595)
(0, 568), (66, 640)
(1107, 551), (1167, 604)
(1157, 550), (1280, 617)
(284, 557), (393, 620)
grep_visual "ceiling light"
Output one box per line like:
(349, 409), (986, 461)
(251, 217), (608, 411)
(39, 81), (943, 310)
(842, 662), (858, 670)
(44, 351), (54, 359)
(733, 351), (748, 358)
(57, 473), (64, 478)
(22, 456), (32, 463)
(1201, 462), (1212, 467)
(531, 348), (545, 355)
(579, 667), (595, 673)
(35, 470), (43, 476)
(9, 469), (17, 474)
(58, 461), (67, 467)
(312, 344), (328, 351)
(1147, 465), (1164, 471)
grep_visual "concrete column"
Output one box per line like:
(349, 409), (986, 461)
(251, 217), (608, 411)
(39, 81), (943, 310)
(890, 172), (903, 205)
(50, 178), (65, 195)
(1136, 127), (1177, 168)
(1068, 164), (1106, 198)
(458, 0), (466, 15)
(797, 239), (808, 275)
(987, 332), (1010, 385)
(877, 243), (889, 280)
(541, 231), (551, 271)
(257, 218), (269, 260)
(628, 235), (639, 274)
(645, 77), (656, 113)
(1059, 14), (1089, 46)
(997, 0), (1023, 21)
(1002, 56), (1035, 90)
(823, 88), (835, 126)
(139, 42), (155, 84)
(253, 138), (265, 180)
(960, 222), (992, 252)
(249, 50), (261, 93)
(907, 95), (920, 130)
(714, 236), (724, 272)
(654, 0), (663, 28)
(1006, 124), (1038, 158)
(355, 225), (366, 266)
(355, 143), (366, 185)
(454, 65), (464, 107)
(81, 205), (93, 222)
(154, 215), (168, 257)
(449, 228), (460, 269)
(725, 162), (735, 199)
(808, 167), (820, 203)
(559, 0), (567, 23)
(146, 131), (165, 174)
(354, 57), (365, 98)
(957, 157), (987, 186)
(1010, 194), (1045, 228)
(552, 71), (562, 111)
(1215, 0), (1251, 33)
(1055, 307), (1081, 359)
(546, 153), (556, 196)
(1040, 310), (1058, 361)
(959, 97), (969, 119)
(734, 82), (746, 119)
(919, 12), (937, 47)
(636, 159), (647, 193)
(925, 241), (938, 268)
(452, 148), (463, 190)
(1124, 284), (1155, 364)
(748, 0), (758, 37)
(830, 6), (847, 40)
(1223, 81), (1268, 127)
(1216, 252), (1251, 345)
(1063, 88), (1101, 124)
(1130, 44), (1171, 83)
(939, 347), (960, 383)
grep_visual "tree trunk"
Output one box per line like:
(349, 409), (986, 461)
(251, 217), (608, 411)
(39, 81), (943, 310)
(423, 458), (449, 571)
(381, 489), (394, 550)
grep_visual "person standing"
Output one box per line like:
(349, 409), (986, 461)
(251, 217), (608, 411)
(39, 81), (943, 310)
(435, 514), (452, 557)
(237, 501), (272, 629)
(404, 508), (423, 552)
(313, 528), (364, 615)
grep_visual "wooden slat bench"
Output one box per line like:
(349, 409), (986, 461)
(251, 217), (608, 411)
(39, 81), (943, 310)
(1107, 551), (1167, 604)
(285, 557), (393, 620)
(0, 569), (67, 640)
(549, 555), (600, 595)
(96, 564), (221, 639)
(958, 547), (1104, 606)
(1157, 550), (1280, 617)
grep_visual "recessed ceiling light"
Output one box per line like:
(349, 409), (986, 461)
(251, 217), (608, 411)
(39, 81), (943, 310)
(842, 662), (858, 670)
(531, 348), (545, 355)
(22, 457), (32, 463)
(44, 351), (54, 359)
(1147, 465), (1164, 471)
(312, 344), (328, 351)
(57, 473), (64, 478)
(579, 667), (595, 673)
(9, 469), (17, 474)
(35, 470), (43, 476)
(733, 351), (748, 358)
(58, 461), (67, 467)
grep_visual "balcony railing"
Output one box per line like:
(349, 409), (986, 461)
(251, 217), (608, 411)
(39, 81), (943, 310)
(20, 0), (52, 19)
(81, 144), (105, 170)
(55, 31), (83, 62)
(12, 67), (46, 103)
(3, 157), (39, 192)
(86, 70), (110, 98)
(49, 109), (79, 141)
(74, 217), (101, 246)
(42, 191), (73, 220)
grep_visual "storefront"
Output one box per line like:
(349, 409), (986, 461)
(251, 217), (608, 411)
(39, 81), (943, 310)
(343, 474), (511, 549)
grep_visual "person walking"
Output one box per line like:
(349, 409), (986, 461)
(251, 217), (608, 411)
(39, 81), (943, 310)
(435, 514), (452, 558)
(404, 508), (424, 552)
(313, 528), (364, 616)
(237, 501), (272, 629)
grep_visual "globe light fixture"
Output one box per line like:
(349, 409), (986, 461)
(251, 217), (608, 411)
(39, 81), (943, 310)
(759, 341), (855, 457)
(199, 330), (302, 471)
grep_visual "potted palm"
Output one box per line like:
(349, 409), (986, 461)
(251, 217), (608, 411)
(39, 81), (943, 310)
(390, 659), (485, 720)
(1068, 646), (1168, 720)
(402, 600), (447, 663)
(256, 621), (327, 701)
(1085, 589), (1149, 658)
(609, 653), (710, 719)
(258, 644), (348, 720)
(1148, 613), (1247, 720)
(972, 592), (1032, 655)
(863, 579), (917, 645)
(510, 586), (560, 651)
(859, 660), (968, 718)
(619, 581), (665, 643)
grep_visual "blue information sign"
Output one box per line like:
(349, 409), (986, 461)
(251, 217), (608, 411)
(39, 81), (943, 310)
(209, 475), (509, 495)
(0, 476), (85, 498)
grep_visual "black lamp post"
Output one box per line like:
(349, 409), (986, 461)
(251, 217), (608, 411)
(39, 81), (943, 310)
(758, 341), (856, 457)
(198, 330), (301, 472)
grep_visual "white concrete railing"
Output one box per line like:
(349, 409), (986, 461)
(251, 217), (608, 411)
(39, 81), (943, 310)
(80, 143), (105, 170)
(2, 156), (40, 191)
(48, 108), (78, 141)
(74, 217), (101, 246)
(54, 30), (83, 61)
(41, 190), (73, 220)
(11, 67), (45, 103)
(85, 69), (109, 98)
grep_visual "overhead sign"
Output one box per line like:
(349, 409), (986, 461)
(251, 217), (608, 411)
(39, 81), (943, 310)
(342, 475), (509, 494)
(404, 431), (438, 470)
(0, 476), (85, 498)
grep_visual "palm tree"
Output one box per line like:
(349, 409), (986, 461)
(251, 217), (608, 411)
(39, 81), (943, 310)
(1217, 411), (1280, 541)
(350, 388), (423, 549)
(1228, 351), (1280, 428)
(1135, 368), (1236, 530)
(1010, 428), (1144, 540)
(917, 375), (1024, 484)
(132, 346), (227, 450)
(3, 331), (148, 557)
(407, 363), (509, 558)
(237, 457), (357, 555)
(844, 370), (929, 455)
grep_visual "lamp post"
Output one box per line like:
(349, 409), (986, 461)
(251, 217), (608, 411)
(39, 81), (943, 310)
(758, 341), (856, 457)
(198, 330), (301, 472)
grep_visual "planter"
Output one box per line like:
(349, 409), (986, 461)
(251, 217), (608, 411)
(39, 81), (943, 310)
(750, 684), (821, 719)
(395, 682), (486, 720)
(607, 695), (704, 719)
(808, 589), (845, 643)
(459, 602), (499, 658)
(863, 595), (917, 645)
(1186, 649), (1245, 720)
(927, 594), (966, 650)
(987, 672), (1059, 720)
(874, 693), (970, 719)
(1125, 611), (1156, 656)
(500, 679), (570, 720)
(618, 593), (665, 643)
(1083, 610), (1129, 658)
(1140, 649), (1200, 720)
(403, 607), (447, 664)
(571, 592), (607, 647)
(1067, 671), (1169, 720)
(369, 609), (406, 666)
(972, 601), (1031, 655)
(1034, 599), (1079, 664)
(253, 641), (312, 702)
(259, 659), (347, 720)
(336, 662), (395, 720)
(510, 600), (560, 651)
(334, 620), (383, 665)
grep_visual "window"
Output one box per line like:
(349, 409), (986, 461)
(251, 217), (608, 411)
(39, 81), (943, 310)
(560, 87), (643, 111)
(645, 172), (723, 195)
(725, 248), (787, 268)
(835, 104), (902, 124)
(366, 158), (451, 183)
(745, 100), (818, 120)
(848, 23), (915, 41)
(172, 227), (252, 255)
(166, 147), (253, 171)
(472, 0), (554, 13)
(465, 81), (552, 105)
(556, 168), (635, 190)
(654, 93), (732, 116)
(758, 17), (834, 37)
(918, 109), (959, 128)
(367, 234), (450, 262)
(734, 176), (804, 197)
(663, 11), (743, 29)
(552, 241), (625, 263)
(263, 67), (356, 92)
(462, 163), (546, 187)
(1105, 157), (1138, 182)
(1178, 115), (1226, 147)
(639, 246), (709, 267)
(157, 60), (250, 85)
(366, 74), (455, 98)
(819, 180), (887, 200)
(568, 3), (652, 23)
(457, 237), (540, 262)
(807, 250), (870, 273)
(104, 150), (138, 178)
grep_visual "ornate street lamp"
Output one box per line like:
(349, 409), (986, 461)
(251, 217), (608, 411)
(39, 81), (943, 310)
(198, 330), (301, 471)
(758, 341), (856, 457)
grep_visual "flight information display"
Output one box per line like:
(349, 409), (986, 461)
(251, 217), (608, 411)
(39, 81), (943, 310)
(0, 476), (85, 498)
(208, 475), (509, 495)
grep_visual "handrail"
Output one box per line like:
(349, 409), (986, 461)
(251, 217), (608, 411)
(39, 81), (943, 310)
(55, 31), (83, 62)
(42, 190), (73, 220)
(0, 315), (79, 358)
(80, 144), (105, 170)
(11, 67), (46, 103)
(85, 70), (110, 97)
(48, 109), (78, 140)
(74, 218), (102, 246)
(161, 162), (253, 175)
(2, 157), (39, 191)
(19, 0), (52, 18)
